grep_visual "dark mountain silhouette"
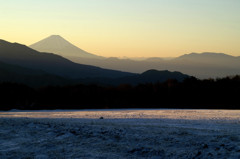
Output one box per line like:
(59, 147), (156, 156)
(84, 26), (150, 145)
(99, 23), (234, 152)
(0, 39), (134, 79)
(171, 52), (240, 78)
(0, 60), (189, 87)
(0, 61), (72, 86)
(0, 60), (45, 76)
(140, 69), (188, 81)
(29, 36), (240, 78)
(77, 69), (190, 86)
(30, 35), (103, 59)
(68, 52), (240, 78)
(116, 70), (189, 85)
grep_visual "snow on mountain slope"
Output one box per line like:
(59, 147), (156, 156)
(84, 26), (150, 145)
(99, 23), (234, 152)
(30, 35), (103, 59)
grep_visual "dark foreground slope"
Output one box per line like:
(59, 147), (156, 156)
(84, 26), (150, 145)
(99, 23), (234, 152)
(77, 70), (190, 86)
(0, 61), (189, 87)
(0, 40), (133, 79)
(0, 76), (239, 110)
(0, 61), (72, 86)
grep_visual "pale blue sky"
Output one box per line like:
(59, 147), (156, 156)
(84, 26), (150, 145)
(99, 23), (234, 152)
(0, 0), (239, 57)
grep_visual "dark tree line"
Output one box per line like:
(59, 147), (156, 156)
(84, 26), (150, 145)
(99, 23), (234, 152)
(0, 76), (240, 110)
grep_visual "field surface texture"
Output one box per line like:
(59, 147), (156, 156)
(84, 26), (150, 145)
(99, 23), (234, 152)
(0, 109), (240, 159)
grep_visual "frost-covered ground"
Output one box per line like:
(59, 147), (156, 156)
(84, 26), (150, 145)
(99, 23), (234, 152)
(0, 109), (240, 159)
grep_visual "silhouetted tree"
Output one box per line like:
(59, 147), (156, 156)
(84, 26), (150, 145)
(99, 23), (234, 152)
(0, 76), (240, 110)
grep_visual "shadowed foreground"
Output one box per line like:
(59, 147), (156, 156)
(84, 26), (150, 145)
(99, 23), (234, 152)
(1, 75), (240, 110)
(0, 110), (239, 159)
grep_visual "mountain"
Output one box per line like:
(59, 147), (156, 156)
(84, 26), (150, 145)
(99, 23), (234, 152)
(0, 39), (134, 79)
(30, 36), (240, 78)
(176, 52), (238, 63)
(116, 70), (189, 85)
(140, 69), (189, 81)
(0, 61), (71, 86)
(0, 59), (189, 86)
(78, 69), (190, 86)
(0, 39), (191, 86)
(0, 60), (45, 76)
(68, 52), (240, 78)
(171, 52), (240, 78)
(30, 35), (103, 59)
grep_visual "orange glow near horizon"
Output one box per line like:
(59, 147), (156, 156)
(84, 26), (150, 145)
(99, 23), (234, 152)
(0, 0), (240, 57)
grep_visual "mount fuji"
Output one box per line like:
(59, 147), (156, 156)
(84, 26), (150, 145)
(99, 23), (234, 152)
(30, 35), (103, 59)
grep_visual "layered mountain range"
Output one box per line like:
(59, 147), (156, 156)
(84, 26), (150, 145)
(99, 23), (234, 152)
(29, 35), (240, 79)
(0, 39), (133, 79)
(68, 53), (240, 79)
(0, 39), (189, 87)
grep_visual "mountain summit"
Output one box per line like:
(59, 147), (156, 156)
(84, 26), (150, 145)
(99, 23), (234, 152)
(29, 35), (102, 59)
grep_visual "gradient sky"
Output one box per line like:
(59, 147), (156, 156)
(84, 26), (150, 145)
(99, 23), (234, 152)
(0, 0), (239, 57)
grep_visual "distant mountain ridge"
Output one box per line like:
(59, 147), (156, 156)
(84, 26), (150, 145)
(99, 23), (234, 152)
(0, 39), (133, 79)
(30, 35), (103, 59)
(29, 35), (240, 78)
(0, 39), (190, 86)
(177, 52), (239, 62)
(67, 52), (240, 78)
(179, 52), (234, 58)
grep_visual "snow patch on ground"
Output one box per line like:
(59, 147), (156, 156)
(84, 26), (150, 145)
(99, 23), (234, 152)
(0, 109), (239, 159)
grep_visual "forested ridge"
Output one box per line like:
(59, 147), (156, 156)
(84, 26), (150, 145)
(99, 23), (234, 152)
(1, 75), (240, 110)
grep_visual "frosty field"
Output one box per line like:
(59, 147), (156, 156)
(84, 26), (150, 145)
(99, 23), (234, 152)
(0, 109), (240, 159)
